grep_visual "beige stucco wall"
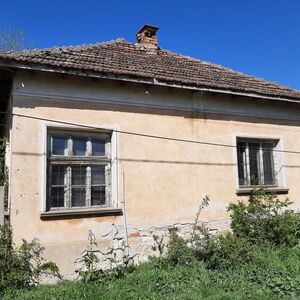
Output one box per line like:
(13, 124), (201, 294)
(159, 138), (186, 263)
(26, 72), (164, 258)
(7, 70), (300, 278)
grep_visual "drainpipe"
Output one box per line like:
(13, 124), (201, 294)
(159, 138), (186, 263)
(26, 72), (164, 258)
(0, 186), (4, 225)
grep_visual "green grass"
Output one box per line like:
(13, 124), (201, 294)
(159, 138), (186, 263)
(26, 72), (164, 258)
(4, 248), (300, 300)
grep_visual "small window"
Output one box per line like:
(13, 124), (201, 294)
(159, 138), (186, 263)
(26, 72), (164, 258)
(47, 130), (111, 211)
(237, 138), (277, 187)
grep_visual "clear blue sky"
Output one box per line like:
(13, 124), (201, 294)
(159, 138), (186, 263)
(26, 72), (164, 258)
(1, 0), (299, 90)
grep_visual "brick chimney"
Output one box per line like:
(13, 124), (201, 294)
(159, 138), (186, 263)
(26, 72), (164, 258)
(136, 24), (159, 49)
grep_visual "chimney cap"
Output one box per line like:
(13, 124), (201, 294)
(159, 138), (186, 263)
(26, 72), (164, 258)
(136, 24), (159, 35)
(136, 24), (159, 49)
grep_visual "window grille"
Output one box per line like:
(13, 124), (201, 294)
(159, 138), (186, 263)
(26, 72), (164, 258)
(237, 138), (277, 187)
(47, 130), (111, 211)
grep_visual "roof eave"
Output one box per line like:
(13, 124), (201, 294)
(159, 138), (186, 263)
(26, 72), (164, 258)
(0, 60), (299, 105)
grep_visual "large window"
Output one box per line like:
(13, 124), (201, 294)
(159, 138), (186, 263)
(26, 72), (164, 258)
(47, 130), (111, 211)
(237, 138), (277, 187)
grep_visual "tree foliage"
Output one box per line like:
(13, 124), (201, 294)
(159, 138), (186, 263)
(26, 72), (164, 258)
(0, 29), (26, 52)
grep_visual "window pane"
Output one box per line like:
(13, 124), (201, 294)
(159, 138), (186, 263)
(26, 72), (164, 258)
(92, 139), (106, 156)
(237, 142), (247, 186)
(91, 166), (105, 185)
(249, 143), (260, 185)
(73, 137), (87, 156)
(52, 136), (67, 155)
(72, 187), (86, 207)
(72, 166), (86, 186)
(49, 187), (65, 208)
(91, 186), (106, 206)
(263, 143), (275, 185)
(51, 165), (65, 185)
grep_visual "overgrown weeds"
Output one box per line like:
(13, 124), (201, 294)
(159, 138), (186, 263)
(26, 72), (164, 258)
(152, 189), (300, 296)
(75, 227), (136, 284)
(4, 188), (300, 299)
(0, 224), (60, 295)
(72, 189), (300, 297)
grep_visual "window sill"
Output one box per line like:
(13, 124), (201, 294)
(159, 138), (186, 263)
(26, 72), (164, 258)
(40, 207), (122, 220)
(236, 187), (289, 195)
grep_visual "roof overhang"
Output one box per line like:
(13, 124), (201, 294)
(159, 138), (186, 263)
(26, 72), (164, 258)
(0, 60), (299, 105)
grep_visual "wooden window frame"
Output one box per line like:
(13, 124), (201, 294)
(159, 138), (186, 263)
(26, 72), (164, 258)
(46, 129), (112, 212)
(236, 138), (278, 188)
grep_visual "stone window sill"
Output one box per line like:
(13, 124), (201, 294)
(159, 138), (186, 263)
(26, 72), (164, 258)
(236, 187), (289, 196)
(40, 207), (123, 220)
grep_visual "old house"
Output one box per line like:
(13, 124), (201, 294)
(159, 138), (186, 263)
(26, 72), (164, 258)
(0, 25), (300, 278)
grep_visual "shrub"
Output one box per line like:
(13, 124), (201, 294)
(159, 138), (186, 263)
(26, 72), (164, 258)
(192, 189), (300, 270)
(194, 230), (257, 269)
(165, 227), (196, 267)
(0, 224), (60, 293)
(228, 188), (300, 247)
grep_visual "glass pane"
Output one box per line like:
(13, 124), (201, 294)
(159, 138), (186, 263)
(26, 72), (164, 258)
(49, 187), (65, 208)
(91, 186), (106, 206)
(91, 166), (105, 185)
(52, 136), (67, 155)
(72, 187), (86, 207)
(73, 137), (87, 156)
(51, 165), (65, 185)
(72, 166), (86, 186)
(263, 143), (275, 185)
(249, 143), (260, 185)
(237, 142), (247, 186)
(92, 139), (106, 156)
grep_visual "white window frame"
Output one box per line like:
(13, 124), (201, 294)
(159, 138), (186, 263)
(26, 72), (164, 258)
(43, 125), (118, 213)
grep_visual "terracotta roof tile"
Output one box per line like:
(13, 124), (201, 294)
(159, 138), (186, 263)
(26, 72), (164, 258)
(0, 39), (299, 101)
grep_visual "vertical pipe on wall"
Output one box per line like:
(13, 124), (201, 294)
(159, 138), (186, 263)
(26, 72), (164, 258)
(0, 186), (4, 225)
(122, 171), (129, 255)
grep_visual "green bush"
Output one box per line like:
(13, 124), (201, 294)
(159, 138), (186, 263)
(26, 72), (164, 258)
(191, 189), (300, 271)
(165, 227), (196, 267)
(228, 188), (300, 247)
(0, 224), (60, 293)
(194, 231), (257, 269)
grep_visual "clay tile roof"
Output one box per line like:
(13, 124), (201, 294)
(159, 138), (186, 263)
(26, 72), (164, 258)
(0, 39), (299, 101)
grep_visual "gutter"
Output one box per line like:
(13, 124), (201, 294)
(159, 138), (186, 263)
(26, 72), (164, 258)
(0, 61), (299, 105)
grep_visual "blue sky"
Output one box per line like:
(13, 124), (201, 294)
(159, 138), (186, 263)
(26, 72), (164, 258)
(1, 0), (299, 90)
